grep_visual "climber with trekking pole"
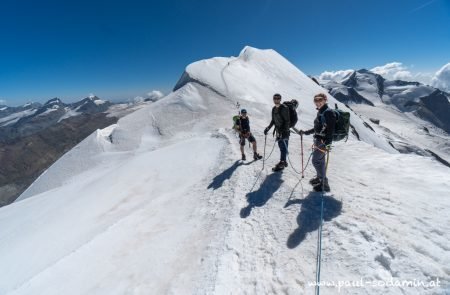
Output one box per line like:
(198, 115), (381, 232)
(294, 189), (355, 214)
(298, 92), (343, 192)
(264, 93), (299, 172)
(299, 92), (351, 191)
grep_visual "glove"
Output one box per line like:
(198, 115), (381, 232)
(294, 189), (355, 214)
(264, 127), (269, 135)
(325, 144), (332, 151)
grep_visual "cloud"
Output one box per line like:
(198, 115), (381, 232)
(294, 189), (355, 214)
(412, 72), (434, 85)
(408, 0), (437, 14)
(0, 99), (6, 105)
(146, 90), (164, 101)
(393, 70), (413, 80)
(318, 63), (414, 83)
(370, 62), (413, 80)
(370, 62), (437, 85)
(132, 96), (146, 103)
(431, 63), (450, 92)
(372, 61), (450, 91)
(130, 90), (165, 104)
(318, 69), (354, 82)
(318, 62), (450, 92)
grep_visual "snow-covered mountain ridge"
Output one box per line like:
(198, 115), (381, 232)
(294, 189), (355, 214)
(0, 96), (109, 128)
(318, 69), (450, 165)
(320, 69), (450, 133)
(1, 47), (449, 294)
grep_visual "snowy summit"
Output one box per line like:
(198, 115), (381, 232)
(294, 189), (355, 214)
(0, 47), (449, 295)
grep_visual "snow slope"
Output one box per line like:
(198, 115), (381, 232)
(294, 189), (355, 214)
(349, 103), (450, 162)
(0, 108), (38, 127)
(1, 47), (449, 295)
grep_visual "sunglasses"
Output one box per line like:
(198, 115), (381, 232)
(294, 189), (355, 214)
(314, 98), (324, 102)
(273, 97), (281, 100)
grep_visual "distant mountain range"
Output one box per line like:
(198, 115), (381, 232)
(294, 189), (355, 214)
(318, 69), (450, 133)
(0, 96), (150, 207)
(0, 96), (112, 139)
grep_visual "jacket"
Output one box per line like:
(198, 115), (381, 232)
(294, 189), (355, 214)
(267, 104), (290, 138)
(304, 104), (336, 145)
(235, 116), (251, 134)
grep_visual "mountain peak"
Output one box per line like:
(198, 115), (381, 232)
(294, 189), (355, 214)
(88, 94), (98, 100)
(86, 95), (101, 101)
(239, 46), (268, 59)
(174, 46), (314, 104)
(44, 98), (63, 106)
(356, 68), (371, 74)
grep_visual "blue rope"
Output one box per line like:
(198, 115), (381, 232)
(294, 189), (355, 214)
(315, 192), (324, 295)
(315, 150), (329, 295)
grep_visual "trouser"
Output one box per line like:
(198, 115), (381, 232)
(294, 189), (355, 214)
(239, 133), (256, 146)
(278, 137), (289, 162)
(312, 138), (327, 182)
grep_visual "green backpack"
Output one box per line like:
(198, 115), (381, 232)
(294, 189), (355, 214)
(320, 104), (350, 142)
(232, 115), (240, 131)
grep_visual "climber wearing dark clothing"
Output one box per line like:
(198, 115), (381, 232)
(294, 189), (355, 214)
(235, 109), (262, 161)
(264, 93), (290, 171)
(300, 93), (335, 192)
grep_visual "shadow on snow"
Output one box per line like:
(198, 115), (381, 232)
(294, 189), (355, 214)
(285, 192), (342, 249)
(207, 160), (258, 190)
(240, 172), (284, 218)
(207, 161), (242, 190)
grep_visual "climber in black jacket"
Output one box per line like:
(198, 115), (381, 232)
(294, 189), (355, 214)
(264, 93), (291, 171)
(299, 93), (335, 192)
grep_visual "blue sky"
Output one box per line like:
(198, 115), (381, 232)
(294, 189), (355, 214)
(1, 0), (449, 105)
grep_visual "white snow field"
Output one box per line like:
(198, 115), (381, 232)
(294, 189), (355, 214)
(1, 47), (449, 295)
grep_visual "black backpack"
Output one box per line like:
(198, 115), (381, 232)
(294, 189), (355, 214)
(283, 100), (298, 128)
(320, 104), (350, 141)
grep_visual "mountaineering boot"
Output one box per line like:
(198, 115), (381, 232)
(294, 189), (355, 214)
(253, 153), (262, 160)
(309, 176), (321, 185)
(272, 161), (287, 172)
(313, 179), (330, 192)
(242, 154), (246, 161)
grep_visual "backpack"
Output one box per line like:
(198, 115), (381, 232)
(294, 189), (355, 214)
(283, 100), (298, 128)
(320, 104), (350, 142)
(232, 115), (240, 131)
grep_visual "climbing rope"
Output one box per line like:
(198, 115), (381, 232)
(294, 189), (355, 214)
(279, 137), (312, 177)
(264, 139), (277, 162)
(284, 143), (313, 202)
(315, 149), (330, 295)
(262, 135), (267, 170)
(251, 129), (333, 295)
(286, 150), (312, 176)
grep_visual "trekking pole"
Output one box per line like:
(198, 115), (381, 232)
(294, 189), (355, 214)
(262, 135), (267, 170)
(301, 134), (304, 178)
